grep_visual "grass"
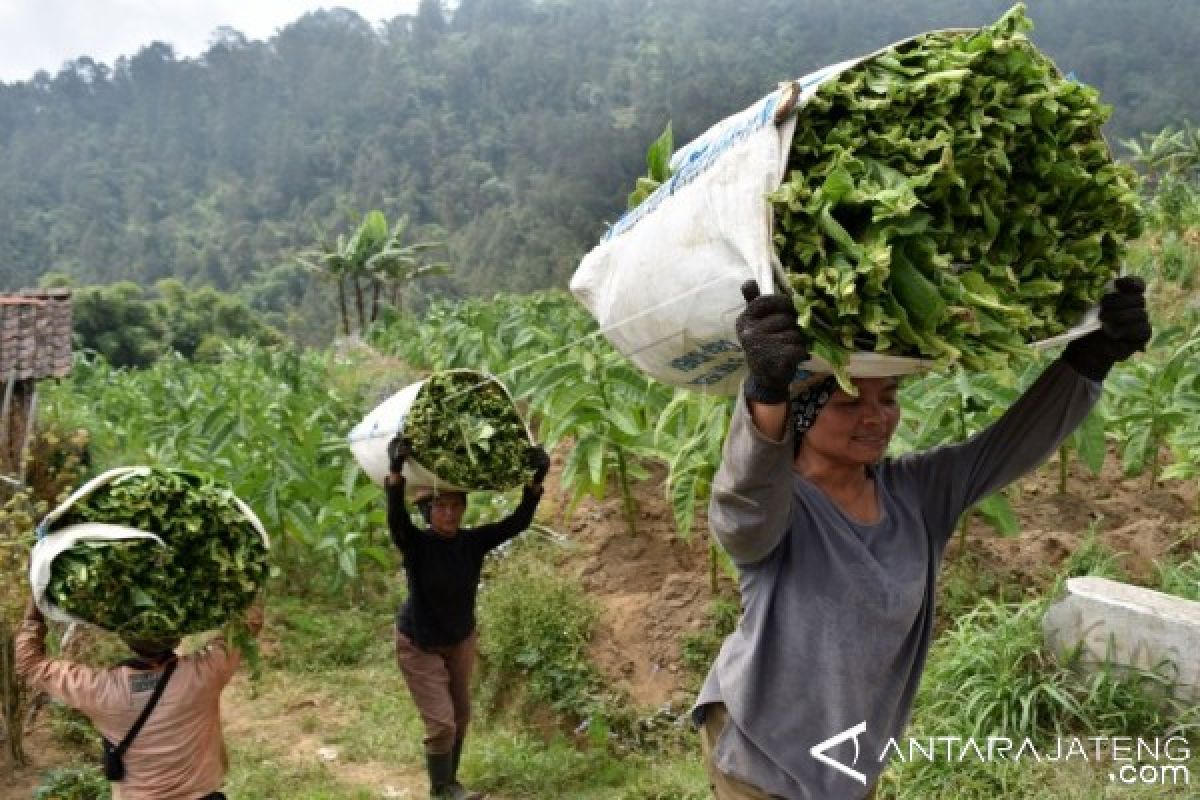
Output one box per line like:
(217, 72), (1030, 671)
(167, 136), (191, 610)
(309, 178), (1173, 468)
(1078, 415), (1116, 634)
(226, 741), (377, 799)
(1058, 523), (1128, 584)
(936, 549), (1030, 626)
(263, 595), (391, 672)
(1156, 552), (1200, 601)
(219, 660), (707, 799)
(918, 593), (1196, 737)
(891, 573), (1200, 800)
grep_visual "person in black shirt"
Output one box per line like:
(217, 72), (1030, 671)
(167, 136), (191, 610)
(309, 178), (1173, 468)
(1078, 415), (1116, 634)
(385, 435), (551, 800)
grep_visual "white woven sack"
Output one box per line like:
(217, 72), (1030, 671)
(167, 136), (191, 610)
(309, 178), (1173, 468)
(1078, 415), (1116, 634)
(348, 369), (534, 491)
(30, 465), (270, 629)
(570, 32), (1102, 392)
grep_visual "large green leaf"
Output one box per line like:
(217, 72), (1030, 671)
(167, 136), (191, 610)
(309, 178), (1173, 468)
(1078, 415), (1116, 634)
(1072, 408), (1108, 476)
(975, 492), (1020, 537)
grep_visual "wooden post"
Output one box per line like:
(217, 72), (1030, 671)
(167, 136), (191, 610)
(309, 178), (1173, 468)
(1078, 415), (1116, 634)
(1, 615), (28, 769)
(16, 385), (36, 486)
(0, 371), (14, 479)
(0, 289), (72, 771)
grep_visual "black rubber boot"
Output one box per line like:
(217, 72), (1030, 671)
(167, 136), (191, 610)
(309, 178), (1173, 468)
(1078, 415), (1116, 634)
(448, 737), (484, 800)
(426, 751), (455, 799)
(444, 783), (484, 800)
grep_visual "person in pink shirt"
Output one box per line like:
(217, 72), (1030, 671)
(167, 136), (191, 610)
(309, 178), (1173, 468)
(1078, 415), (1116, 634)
(16, 596), (263, 800)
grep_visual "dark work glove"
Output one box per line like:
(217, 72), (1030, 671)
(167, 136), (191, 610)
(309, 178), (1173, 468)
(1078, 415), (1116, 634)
(527, 445), (551, 485)
(387, 434), (412, 474)
(735, 280), (809, 404)
(1062, 276), (1153, 381)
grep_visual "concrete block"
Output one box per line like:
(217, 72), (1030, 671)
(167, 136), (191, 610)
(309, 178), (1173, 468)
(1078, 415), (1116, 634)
(1043, 576), (1200, 701)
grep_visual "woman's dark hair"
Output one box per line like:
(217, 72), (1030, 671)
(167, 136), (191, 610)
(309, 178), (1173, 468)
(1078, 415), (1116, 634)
(122, 638), (180, 662)
(416, 496), (434, 524)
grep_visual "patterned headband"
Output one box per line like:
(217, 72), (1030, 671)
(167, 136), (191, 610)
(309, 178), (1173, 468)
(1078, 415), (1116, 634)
(791, 375), (839, 438)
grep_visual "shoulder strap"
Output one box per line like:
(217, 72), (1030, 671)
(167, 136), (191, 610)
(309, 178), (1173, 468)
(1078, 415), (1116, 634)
(115, 657), (178, 759)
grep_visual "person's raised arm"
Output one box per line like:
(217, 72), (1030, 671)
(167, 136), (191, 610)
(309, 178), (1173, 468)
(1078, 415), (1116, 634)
(1061, 276), (1153, 382)
(899, 277), (1152, 542)
(708, 281), (807, 565)
(737, 280), (807, 441)
(472, 445), (549, 552)
(15, 597), (109, 716)
(385, 435), (421, 552)
(194, 594), (266, 682)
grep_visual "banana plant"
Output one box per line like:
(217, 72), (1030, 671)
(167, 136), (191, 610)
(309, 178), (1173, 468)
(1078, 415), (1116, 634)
(301, 210), (447, 335)
(366, 214), (450, 320)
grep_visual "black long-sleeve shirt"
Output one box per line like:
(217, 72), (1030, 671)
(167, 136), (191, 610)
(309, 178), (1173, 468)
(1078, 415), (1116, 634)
(386, 480), (542, 648)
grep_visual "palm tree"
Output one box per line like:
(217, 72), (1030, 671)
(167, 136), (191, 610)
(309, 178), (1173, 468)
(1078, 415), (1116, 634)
(299, 211), (450, 335)
(297, 237), (354, 335)
(366, 214), (451, 321)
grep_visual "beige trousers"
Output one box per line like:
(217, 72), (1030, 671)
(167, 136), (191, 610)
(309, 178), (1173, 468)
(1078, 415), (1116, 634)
(395, 629), (478, 754)
(700, 704), (878, 800)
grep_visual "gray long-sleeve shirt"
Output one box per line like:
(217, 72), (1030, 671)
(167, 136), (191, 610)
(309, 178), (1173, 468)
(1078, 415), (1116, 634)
(695, 359), (1100, 799)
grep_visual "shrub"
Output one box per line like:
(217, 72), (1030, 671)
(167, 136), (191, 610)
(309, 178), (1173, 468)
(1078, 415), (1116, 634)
(477, 554), (599, 718)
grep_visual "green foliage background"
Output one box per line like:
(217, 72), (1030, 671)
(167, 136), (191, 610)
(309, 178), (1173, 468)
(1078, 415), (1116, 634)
(1, 0), (1197, 310)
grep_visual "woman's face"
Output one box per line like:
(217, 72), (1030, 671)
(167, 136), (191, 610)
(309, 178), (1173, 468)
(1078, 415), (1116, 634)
(429, 492), (467, 536)
(801, 376), (901, 467)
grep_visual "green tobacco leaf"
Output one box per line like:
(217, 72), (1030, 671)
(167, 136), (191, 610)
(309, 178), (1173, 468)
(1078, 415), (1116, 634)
(46, 468), (269, 640)
(646, 122), (674, 183)
(405, 370), (533, 490)
(667, 2), (1148, 371)
(975, 492), (1020, 537)
(1073, 408), (1108, 476)
(628, 122), (676, 209)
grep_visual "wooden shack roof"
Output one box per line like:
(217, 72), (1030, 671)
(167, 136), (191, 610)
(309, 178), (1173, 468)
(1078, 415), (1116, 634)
(0, 289), (73, 381)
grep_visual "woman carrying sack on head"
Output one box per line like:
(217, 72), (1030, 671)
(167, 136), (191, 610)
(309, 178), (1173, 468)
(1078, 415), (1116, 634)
(693, 279), (1152, 799)
(385, 434), (551, 800)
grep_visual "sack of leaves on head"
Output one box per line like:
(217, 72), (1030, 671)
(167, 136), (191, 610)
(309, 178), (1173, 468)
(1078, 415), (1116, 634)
(571, 3), (1142, 392)
(348, 369), (537, 492)
(30, 466), (270, 641)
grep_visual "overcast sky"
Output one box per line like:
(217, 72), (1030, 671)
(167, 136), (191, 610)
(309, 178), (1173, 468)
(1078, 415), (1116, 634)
(0, 1), (419, 82)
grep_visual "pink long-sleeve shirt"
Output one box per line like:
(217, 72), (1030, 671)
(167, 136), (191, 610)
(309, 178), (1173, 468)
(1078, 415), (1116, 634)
(16, 617), (239, 800)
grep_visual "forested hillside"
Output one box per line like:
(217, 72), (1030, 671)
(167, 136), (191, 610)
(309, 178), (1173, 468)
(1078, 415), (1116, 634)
(1, 0), (1196, 314)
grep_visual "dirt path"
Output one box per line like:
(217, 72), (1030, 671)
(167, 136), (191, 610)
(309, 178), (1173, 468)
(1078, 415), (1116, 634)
(1, 681), (449, 800)
(222, 675), (431, 798)
(221, 675), (513, 800)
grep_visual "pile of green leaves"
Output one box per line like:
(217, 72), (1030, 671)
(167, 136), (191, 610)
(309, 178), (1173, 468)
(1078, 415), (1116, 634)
(45, 469), (268, 641)
(406, 371), (534, 490)
(769, 3), (1142, 378)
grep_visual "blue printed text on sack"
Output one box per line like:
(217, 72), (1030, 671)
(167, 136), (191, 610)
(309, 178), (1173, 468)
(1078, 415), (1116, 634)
(602, 91), (783, 242)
